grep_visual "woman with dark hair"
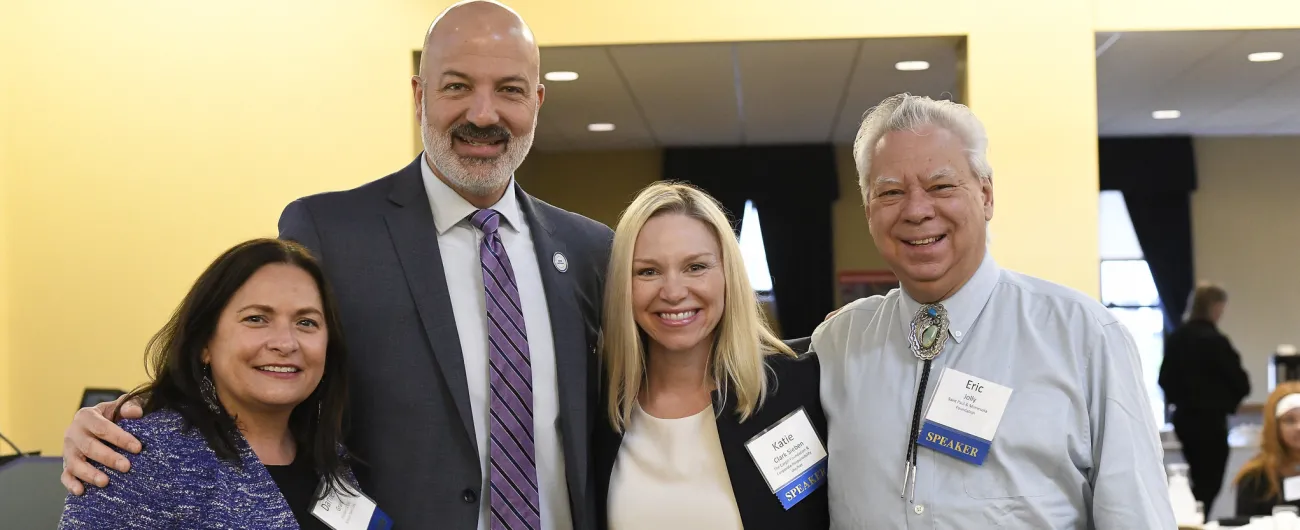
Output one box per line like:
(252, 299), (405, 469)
(59, 238), (375, 529)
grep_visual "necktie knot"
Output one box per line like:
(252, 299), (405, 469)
(470, 209), (502, 235)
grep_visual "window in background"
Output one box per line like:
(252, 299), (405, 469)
(739, 200), (774, 295)
(1099, 190), (1166, 428)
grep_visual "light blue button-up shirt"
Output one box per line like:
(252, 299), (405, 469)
(812, 253), (1176, 529)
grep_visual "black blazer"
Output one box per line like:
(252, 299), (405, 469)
(278, 156), (612, 530)
(593, 351), (830, 530)
(1236, 468), (1298, 517)
(1159, 319), (1251, 415)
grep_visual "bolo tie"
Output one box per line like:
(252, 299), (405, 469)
(900, 302), (950, 502)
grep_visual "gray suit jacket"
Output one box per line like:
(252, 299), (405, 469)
(278, 156), (612, 530)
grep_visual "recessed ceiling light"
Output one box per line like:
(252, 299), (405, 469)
(895, 61), (930, 71)
(587, 123), (615, 132)
(1248, 52), (1284, 62)
(1152, 110), (1181, 120)
(544, 71), (579, 81)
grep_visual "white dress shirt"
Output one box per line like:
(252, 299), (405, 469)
(421, 157), (572, 530)
(812, 252), (1176, 529)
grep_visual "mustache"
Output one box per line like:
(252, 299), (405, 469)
(448, 123), (511, 142)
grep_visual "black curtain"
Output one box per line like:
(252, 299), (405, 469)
(1098, 137), (1198, 330)
(662, 144), (839, 339)
(662, 148), (751, 235)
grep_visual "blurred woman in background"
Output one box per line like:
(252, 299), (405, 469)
(1234, 381), (1300, 516)
(59, 239), (363, 529)
(593, 182), (828, 530)
(1160, 282), (1251, 510)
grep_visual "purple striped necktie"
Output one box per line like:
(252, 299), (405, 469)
(469, 209), (541, 530)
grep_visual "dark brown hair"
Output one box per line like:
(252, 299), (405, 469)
(120, 238), (353, 498)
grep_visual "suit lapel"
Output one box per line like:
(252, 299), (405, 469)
(713, 390), (762, 528)
(383, 158), (476, 446)
(516, 187), (591, 502)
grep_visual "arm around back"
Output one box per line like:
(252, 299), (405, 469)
(58, 415), (212, 529)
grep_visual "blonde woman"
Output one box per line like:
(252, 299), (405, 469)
(1234, 382), (1300, 516)
(593, 182), (829, 530)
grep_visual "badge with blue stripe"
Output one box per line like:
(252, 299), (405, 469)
(744, 407), (829, 510)
(916, 368), (1012, 466)
(311, 480), (394, 530)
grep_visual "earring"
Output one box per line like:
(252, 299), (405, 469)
(200, 364), (223, 415)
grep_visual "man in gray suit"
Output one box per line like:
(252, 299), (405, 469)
(59, 2), (610, 529)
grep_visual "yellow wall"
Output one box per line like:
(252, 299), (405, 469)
(4, 0), (445, 453)
(0, 143), (10, 449)
(516, 150), (661, 229)
(0, 2), (13, 445)
(966, 1), (1100, 295)
(1, 135), (10, 447)
(1093, 0), (1300, 31)
(8, 0), (1300, 453)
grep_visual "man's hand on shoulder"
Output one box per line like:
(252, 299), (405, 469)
(61, 395), (145, 495)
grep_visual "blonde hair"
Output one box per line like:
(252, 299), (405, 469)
(1185, 282), (1227, 322)
(602, 182), (794, 433)
(1235, 382), (1300, 498)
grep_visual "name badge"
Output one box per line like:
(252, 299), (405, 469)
(916, 368), (1012, 465)
(311, 480), (394, 530)
(1285, 475), (1300, 501)
(744, 407), (829, 510)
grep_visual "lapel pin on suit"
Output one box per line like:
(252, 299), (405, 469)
(553, 252), (569, 272)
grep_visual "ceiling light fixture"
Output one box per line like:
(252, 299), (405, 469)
(1152, 110), (1181, 120)
(544, 71), (580, 81)
(1248, 52), (1284, 62)
(587, 123), (615, 132)
(895, 61), (930, 71)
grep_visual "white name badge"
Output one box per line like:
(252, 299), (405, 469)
(311, 480), (393, 530)
(744, 407), (829, 510)
(916, 368), (1013, 465)
(1285, 475), (1300, 501)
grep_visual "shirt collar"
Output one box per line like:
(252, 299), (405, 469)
(419, 154), (523, 235)
(897, 251), (1001, 344)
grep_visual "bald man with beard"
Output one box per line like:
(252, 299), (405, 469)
(59, 2), (612, 529)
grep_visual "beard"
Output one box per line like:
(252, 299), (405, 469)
(421, 109), (535, 198)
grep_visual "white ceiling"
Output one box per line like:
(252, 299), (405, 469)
(532, 37), (964, 151)
(1096, 29), (1300, 137)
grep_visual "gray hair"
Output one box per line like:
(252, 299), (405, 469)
(852, 93), (993, 199)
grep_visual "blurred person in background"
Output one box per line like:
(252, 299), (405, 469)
(1160, 282), (1251, 510)
(1234, 382), (1300, 516)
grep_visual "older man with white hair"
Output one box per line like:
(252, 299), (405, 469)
(812, 94), (1176, 528)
